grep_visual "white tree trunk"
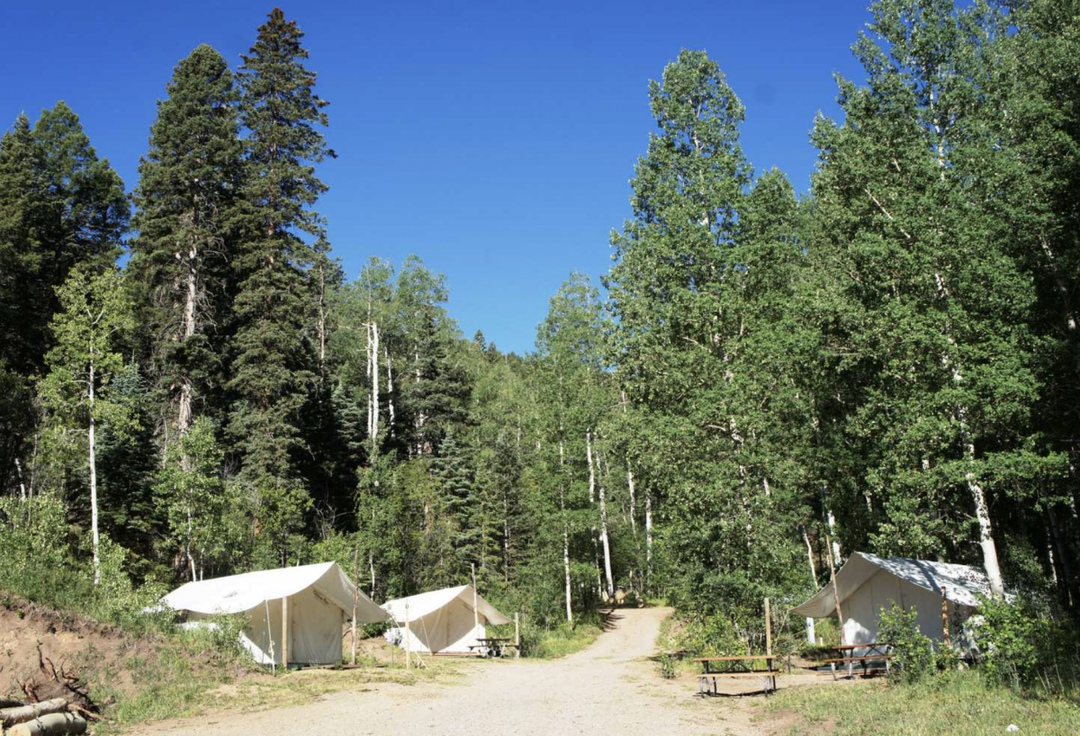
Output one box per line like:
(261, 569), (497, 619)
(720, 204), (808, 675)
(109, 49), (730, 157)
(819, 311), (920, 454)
(385, 346), (395, 436)
(88, 359), (100, 585)
(802, 526), (818, 644)
(598, 482), (614, 600)
(559, 438), (572, 624)
(15, 458), (26, 501)
(585, 429), (596, 504)
(626, 465), (637, 533)
(934, 272), (1006, 598)
(176, 241), (198, 437)
(645, 489), (653, 573)
(370, 321), (379, 446)
(365, 322), (373, 439)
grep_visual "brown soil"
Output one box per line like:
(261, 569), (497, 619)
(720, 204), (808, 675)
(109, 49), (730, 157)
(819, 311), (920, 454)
(0, 594), (240, 715)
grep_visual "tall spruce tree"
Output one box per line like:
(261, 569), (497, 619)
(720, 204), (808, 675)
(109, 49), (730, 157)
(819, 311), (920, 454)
(229, 9), (333, 560)
(130, 44), (244, 448)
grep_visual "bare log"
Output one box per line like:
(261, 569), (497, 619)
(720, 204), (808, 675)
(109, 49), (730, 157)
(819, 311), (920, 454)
(1, 699), (69, 728)
(6, 712), (87, 736)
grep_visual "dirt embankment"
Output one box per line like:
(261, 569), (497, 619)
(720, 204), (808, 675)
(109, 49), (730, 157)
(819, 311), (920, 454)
(0, 593), (240, 715)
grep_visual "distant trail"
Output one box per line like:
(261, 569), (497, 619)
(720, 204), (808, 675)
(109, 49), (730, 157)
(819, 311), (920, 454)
(132, 607), (765, 736)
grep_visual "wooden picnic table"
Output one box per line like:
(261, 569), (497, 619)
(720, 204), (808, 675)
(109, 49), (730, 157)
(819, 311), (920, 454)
(821, 642), (892, 680)
(693, 656), (781, 696)
(468, 637), (516, 658)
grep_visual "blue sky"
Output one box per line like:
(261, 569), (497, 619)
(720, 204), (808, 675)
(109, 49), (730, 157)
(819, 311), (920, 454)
(3, 0), (871, 355)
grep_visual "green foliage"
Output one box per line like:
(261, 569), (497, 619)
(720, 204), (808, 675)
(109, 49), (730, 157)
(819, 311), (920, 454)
(155, 418), (249, 578)
(0, 494), (68, 574)
(768, 669), (1080, 736)
(877, 603), (935, 684)
(973, 596), (1080, 693)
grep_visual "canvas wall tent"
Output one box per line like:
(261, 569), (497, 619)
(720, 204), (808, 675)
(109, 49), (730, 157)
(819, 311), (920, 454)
(161, 562), (388, 666)
(382, 585), (511, 654)
(792, 551), (995, 646)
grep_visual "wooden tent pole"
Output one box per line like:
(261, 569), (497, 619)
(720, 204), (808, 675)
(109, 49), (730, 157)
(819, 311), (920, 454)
(281, 596), (289, 669)
(405, 601), (412, 670)
(264, 599), (276, 674)
(825, 534), (845, 645)
(764, 597), (772, 656)
(941, 587), (951, 648)
(351, 546), (360, 666)
(471, 563), (480, 639)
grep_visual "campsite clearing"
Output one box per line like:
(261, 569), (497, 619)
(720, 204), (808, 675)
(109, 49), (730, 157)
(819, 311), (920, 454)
(123, 607), (797, 736)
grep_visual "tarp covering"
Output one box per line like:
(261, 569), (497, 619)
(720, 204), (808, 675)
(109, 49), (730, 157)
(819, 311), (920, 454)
(162, 562), (385, 620)
(792, 551), (993, 645)
(382, 585), (510, 654)
(162, 562), (388, 665)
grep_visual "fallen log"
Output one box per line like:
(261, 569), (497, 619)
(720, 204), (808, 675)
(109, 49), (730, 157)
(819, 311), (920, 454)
(6, 713), (87, 736)
(1, 699), (69, 728)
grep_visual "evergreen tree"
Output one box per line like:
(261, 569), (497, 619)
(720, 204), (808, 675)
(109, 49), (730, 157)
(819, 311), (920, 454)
(229, 9), (333, 560)
(129, 44), (244, 447)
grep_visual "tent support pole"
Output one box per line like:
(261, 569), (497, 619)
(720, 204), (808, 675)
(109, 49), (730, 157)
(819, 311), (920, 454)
(281, 596), (289, 670)
(471, 564), (480, 642)
(764, 597), (772, 656)
(825, 534), (845, 644)
(515, 612), (520, 659)
(351, 546), (360, 666)
(941, 587), (951, 649)
(405, 602), (412, 671)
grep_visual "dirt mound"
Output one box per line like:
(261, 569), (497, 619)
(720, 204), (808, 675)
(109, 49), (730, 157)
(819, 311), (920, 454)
(0, 594), (158, 713)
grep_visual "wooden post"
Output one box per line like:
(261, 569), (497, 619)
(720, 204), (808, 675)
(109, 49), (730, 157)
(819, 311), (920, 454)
(514, 612), (521, 659)
(351, 546), (360, 666)
(405, 601), (412, 671)
(825, 534), (846, 644)
(281, 596), (289, 669)
(764, 597), (773, 656)
(471, 563), (481, 639)
(941, 587), (951, 648)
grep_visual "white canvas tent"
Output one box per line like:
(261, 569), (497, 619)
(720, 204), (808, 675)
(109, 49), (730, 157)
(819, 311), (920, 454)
(792, 551), (994, 646)
(161, 562), (388, 666)
(382, 585), (511, 654)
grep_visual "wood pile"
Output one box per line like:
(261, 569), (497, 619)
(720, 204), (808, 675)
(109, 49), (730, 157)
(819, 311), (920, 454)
(0, 698), (87, 735)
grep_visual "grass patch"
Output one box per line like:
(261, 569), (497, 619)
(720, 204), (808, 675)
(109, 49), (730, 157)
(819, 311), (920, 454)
(528, 617), (604, 659)
(94, 652), (459, 733)
(763, 670), (1080, 736)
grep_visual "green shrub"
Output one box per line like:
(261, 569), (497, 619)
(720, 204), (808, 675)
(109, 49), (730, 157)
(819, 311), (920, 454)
(658, 652), (677, 679)
(878, 603), (935, 683)
(972, 596), (1080, 692)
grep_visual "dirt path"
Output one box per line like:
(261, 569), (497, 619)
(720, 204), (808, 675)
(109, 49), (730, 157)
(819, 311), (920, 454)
(132, 608), (778, 736)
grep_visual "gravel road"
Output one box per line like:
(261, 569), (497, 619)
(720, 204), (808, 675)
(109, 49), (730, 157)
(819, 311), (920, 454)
(132, 607), (765, 736)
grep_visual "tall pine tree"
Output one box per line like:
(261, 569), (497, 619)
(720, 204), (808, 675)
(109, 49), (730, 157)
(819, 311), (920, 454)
(130, 44), (244, 448)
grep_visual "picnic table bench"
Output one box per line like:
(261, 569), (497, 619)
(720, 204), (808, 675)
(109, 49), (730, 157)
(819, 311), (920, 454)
(694, 656), (782, 696)
(821, 643), (892, 680)
(467, 637), (516, 658)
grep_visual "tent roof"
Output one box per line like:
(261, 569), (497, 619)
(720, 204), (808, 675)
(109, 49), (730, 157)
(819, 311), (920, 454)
(382, 585), (511, 626)
(792, 551), (994, 618)
(161, 562), (388, 623)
